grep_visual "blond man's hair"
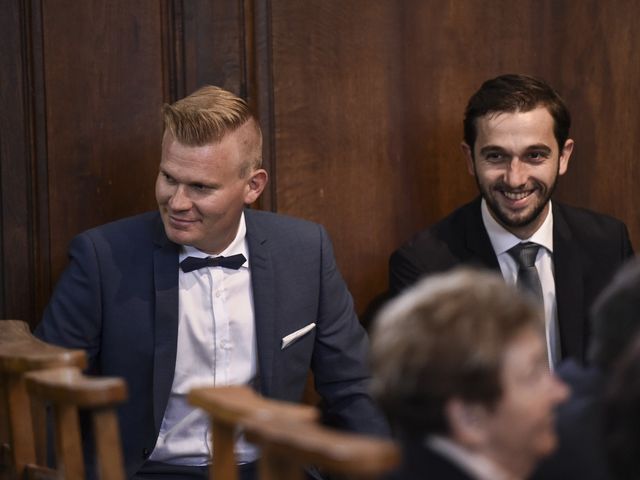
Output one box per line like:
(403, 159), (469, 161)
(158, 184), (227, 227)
(163, 85), (262, 175)
(370, 268), (541, 436)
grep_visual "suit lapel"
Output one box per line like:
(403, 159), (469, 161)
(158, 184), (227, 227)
(552, 203), (585, 362)
(151, 217), (180, 431)
(245, 210), (277, 397)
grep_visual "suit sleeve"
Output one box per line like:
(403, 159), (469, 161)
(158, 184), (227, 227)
(388, 245), (425, 297)
(35, 232), (103, 372)
(311, 225), (390, 437)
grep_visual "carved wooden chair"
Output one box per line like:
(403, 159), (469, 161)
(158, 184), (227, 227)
(24, 366), (127, 480)
(243, 413), (399, 480)
(0, 320), (86, 479)
(188, 385), (319, 480)
(188, 385), (399, 480)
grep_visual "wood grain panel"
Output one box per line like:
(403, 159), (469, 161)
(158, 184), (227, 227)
(549, 0), (640, 250)
(0, 1), (31, 320)
(182, 0), (245, 95)
(0, 0), (50, 323)
(269, 1), (405, 317)
(399, 0), (557, 235)
(42, 0), (166, 286)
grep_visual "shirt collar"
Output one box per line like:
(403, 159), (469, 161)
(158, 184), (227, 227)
(179, 211), (249, 267)
(426, 435), (519, 480)
(481, 198), (554, 256)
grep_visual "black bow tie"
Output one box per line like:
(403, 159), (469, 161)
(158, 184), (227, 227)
(180, 254), (247, 273)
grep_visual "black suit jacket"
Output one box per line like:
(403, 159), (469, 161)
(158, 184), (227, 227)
(389, 197), (633, 363)
(37, 209), (389, 477)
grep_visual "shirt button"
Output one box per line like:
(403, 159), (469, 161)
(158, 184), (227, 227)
(142, 448), (150, 459)
(215, 291), (221, 298)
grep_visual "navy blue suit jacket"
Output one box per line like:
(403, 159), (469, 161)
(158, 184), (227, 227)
(37, 209), (388, 477)
(389, 198), (633, 364)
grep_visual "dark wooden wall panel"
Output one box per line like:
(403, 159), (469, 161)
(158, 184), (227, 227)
(182, 0), (244, 95)
(549, 1), (640, 250)
(269, 1), (405, 316)
(1, 1), (33, 320)
(399, 0), (554, 239)
(0, 0), (49, 322)
(2, 0), (639, 328)
(42, 0), (166, 281)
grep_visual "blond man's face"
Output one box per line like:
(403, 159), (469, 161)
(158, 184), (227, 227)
(155, 123), (265, 254)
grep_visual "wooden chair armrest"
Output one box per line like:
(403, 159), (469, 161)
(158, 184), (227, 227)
(0, 320), (88, 476)
(25, 368), (126, 407)
(188, 385), (319, 425)
(188, 385), (319, 480)
(23, 463), (56, 480)
(244, 417), (399, 480)
(0, 320), (87, 373)
(0, 320), (31, 341)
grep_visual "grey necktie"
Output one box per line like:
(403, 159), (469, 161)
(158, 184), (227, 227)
(508, 242), (559, 368)
(508, 242), (543, 305)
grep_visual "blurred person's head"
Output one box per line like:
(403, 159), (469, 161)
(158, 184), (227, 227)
(371, 268), (568, 478)
(589, 257), (640, 370)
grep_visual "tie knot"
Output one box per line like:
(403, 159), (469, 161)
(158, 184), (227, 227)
(508, 242), (540, 268)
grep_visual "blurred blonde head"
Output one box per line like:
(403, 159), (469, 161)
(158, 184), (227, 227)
(371, 267), (542, 434)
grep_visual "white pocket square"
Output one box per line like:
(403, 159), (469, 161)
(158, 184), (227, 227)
(281, 323), (316, 350)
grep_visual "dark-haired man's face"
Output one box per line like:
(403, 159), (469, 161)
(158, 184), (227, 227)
(462, 107), (573, 239)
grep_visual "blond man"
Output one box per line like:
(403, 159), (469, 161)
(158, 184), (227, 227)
(37, 86), (388, 480)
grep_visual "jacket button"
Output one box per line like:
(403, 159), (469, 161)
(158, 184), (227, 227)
(142, 448), (150, 459)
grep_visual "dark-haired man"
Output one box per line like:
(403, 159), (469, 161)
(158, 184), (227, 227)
(390, 74), (633, 368)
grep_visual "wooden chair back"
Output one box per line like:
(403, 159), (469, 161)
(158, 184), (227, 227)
(24, 367), (127, 480)
(243, 415), (399, 480)
(0, 320), (86, 479)
(188, 386), (319, 480)
(189, 385), (399, 480)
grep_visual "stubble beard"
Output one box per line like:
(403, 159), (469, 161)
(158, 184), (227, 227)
(475, 169), (559, 231)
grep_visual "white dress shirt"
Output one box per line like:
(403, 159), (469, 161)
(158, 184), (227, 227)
(481, 199), (560, 368)
(150, 212), (258, 465)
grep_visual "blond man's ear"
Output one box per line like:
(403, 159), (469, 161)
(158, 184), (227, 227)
(244, 169), (268, 205)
